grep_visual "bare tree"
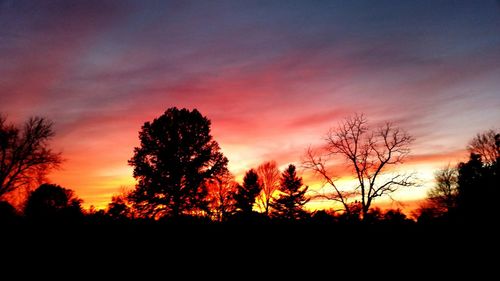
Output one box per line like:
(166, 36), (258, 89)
(256, 160), (280, 215)
(0, 114), (61, 200)
(206, 171), (238, 221)
(304, 114), (414, 219)
(304, 148), (354, 214)
(467, 129), (499, 165)
(426, 165), (458, 214)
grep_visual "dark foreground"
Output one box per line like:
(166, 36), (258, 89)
(1, 221), (497, 278)
(2, 221), (497, 251)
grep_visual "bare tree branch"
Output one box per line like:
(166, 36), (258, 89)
(206, 171), (237, 221)
(256, 160), (280, 215)
(303, 146), (351, 213)
(303, 114), (415, 220)
(467, 129), (499, 165)
(0, 115), (62, 200)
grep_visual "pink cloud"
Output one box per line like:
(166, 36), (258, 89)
(1, 1), (498, 209)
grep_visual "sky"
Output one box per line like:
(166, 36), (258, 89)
(1, 0), (499, 210)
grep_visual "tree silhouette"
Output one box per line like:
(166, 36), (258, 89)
(0, 115), (61, 200)
(423, 165), (458, 215)
(304, 114), (414, 220)
(467, 129), (500, 165)
(382, 209), (410, 225)
(128, 108), (229, 219)
(107, 194), (132, 220)
(271, 164), (309, 220)
(456, 153), (499, 221)
(256, 161), (280, 216)
(441, 130), (500, 222)
(206, 170), (237, 221)
(364, 207), (384, 224)
(24, 183), (83, 221)
(234, 169), (262, 215)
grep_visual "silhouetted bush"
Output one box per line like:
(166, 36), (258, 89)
(24, 183), (83, 222)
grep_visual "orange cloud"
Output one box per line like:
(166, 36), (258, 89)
(406, 149), (467, 166)
(2, 1), (499, 211)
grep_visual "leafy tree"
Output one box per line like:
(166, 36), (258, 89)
(0, 115), (61, 200)
(364, 207), (384, 224)
(256, 161), (280, 216)
(456, 153), (498, 221)
(453, 130), (499, 222)
(310, 209), (336, 224)
(234, 169), (262, 214)
(418, 130), (499, 223)
(24, 183), (83, 220)
(107, 194), (132, 220)
(271, 164), (309, 220)
(128, 108), (228, 219)
(304, 114), (414, 220)
(382, 209), (411, 224)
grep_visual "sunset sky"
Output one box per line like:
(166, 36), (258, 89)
(1, 0), (499, 210)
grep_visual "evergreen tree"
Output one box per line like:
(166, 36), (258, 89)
(234, 169), (262, 214)
(457, 153), (499, 222)
(271, 164), (309, 220)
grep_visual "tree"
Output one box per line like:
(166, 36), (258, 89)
(271, 164), (309, 220)
(467, 129), (500, 165)
(234, 169), (262, 214)
(206, 171), (238, 221)
(417, 165), (458, 221)
(107, 194), (132, 220)
(382, 209), (410, 225)
(24, 183), (83, 220)
(0, 115), (61, 200)
(304, 114), (414, 220)
(430, 166), (458, 211)
(128, 107), (229, 219)
(256, 161), (280, 216)
(455, 130), (499, 222)
(456, 153), (498, 221)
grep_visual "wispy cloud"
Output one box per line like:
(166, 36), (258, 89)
(1, 0), (499, 208)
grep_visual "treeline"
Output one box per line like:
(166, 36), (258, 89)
(417, 129), (499, 224)
(0, 108), (498, 225)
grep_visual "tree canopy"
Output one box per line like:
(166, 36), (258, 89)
(128, 107), (229, 219)
(418, 129), (499, 223)
(234, 169), (262, 215)
(24, 183), (83, 220)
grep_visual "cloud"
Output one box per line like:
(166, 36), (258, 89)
(1, 1), (499, 208)
(406, 150), (468, 166)
(0, 0), (131, 114)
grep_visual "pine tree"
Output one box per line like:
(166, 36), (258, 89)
(271, 164), (309, 220)
(234, 169), (262, 214)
